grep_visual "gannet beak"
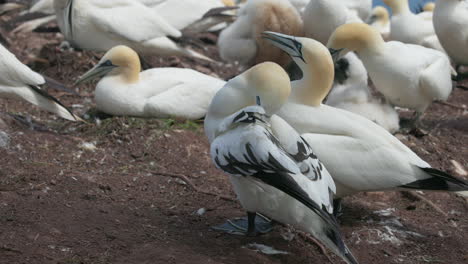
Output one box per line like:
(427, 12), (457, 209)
(366, 15), (377, 25)
(328, 48), (344, 63)
(74, 60), (117, 85)
(261, 31), (305, 63)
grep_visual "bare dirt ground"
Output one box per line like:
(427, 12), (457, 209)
(1, 10), (467, 264)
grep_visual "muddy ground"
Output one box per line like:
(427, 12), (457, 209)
(0, 10), (467, 264)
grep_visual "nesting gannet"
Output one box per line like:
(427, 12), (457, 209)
(302, 0), (363, 45)
(0, 44), (79, 121)
(327, 53), (400, 133)
(328, 23), (452, 126)
(209, 62), (358, 264)
(433, 0), (468, 68)
(367, 6), (391, 40)
(383, 0), (442, 51)
(53, 0), (211, 60)
(217, 0), (303, 68)
(74, 45), (224, 119)
(343, 0), (372, 21)
(260, 31), (467, 198)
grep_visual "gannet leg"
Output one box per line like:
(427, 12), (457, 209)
(211, 213), (273, 236)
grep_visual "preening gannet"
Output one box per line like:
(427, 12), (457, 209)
(433, 0), (468, 67)
(74, 45), (225, 119)
(217, 0), (303, 68)
(302, 0), (363, 45)
(384, 0), (443, 51)
(261, 31), (467, 198)
(328, 23), (452, 125)
(53, 0), (211, 61)
(327, 52), (400, 133)
(367, 6), (391, 40)
(0, 44), (79, 121)
(209, 62), (358, 264)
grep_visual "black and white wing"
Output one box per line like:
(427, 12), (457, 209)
(270, 115), (336, 213)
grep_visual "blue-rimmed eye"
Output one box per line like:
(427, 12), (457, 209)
(101, 60), (113, 67)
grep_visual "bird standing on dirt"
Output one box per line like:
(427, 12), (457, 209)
(260, 31), (467, 199)
(208, 62), (358, 264)
(0, 43), (80, 121)
(327, 23), (452, 128)
(74, 45), (225, 120)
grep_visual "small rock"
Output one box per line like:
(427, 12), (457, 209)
(0, 130), (10, 149)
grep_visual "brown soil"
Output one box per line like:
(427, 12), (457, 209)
(1, 10), (467, 264)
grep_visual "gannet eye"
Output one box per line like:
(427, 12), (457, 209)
(101, 60), (113, 67)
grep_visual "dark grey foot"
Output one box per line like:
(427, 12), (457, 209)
(211, 213), (273, 236)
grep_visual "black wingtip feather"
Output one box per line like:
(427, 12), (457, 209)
(400, 167), (468, 191)
(28, 85), (78, 121)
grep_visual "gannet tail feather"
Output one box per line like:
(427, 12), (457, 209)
(401, 167), (468, 191)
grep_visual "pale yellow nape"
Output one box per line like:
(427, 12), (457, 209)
(244, 62), (291, 109)
(327, 23), (384, 54)
(101, 45), (141, 84)
(423, 2), (435, 12)
(295, 38), (335, 107)
(383, 0), (409, 14)
(221, 0), (236, 6)
(373, 6), (390, 23)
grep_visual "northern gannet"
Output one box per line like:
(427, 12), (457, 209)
(12, 0), (56, 34)
(328, 23), (452, 127)
(423, 2), (435, 12)
(0, 44), (79, 121)
(30, 0), (55, 14)
(260, 31), (467, 198)
(74, 45), (225, 119)
(302, 0), (363, 45)
(217, 0), (303, 68)
(367, 6), (391, 40)
(53, 0), (211, 61)
(433, 0), (468, 69)
(327, 52), (400, 133)
(383, 0), (443, 51)
(209, 62), (358, 264)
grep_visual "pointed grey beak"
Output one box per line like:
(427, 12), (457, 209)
(329, 48), (343, 63)
(366, 15), (378, 25)
(74, 60), (117, 85)
(261, 31), (305, 63)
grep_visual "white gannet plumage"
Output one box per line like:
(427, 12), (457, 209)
(343, 0), (372, 21)
(384, 0), (443, 52)
(327, 52), (399, 133)
(217, 0), (303, 68)
(0, 44), (79, 121)
(260, 31), (468, 198)
(433, 0), (468, 66)
(75, 45), (224, 119)
(208, 62), (358, 264)
(302, 0), (363, 45)
(147, 0), (227, 31)
(53, 0), (210, 60)
(329, 23), (452, 122)
(367, 6), (391, 40)
(30, 0), (55, 14)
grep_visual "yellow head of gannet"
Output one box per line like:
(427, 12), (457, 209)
(423, 2), (435, 12)
(383, 0), (410, 15)
(327, 23), (385, 60)
(261, 31), (334, 106)
(367, 6), (390, 25)
(75, 45), (141, 85)
(244, 61), (291, 114)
